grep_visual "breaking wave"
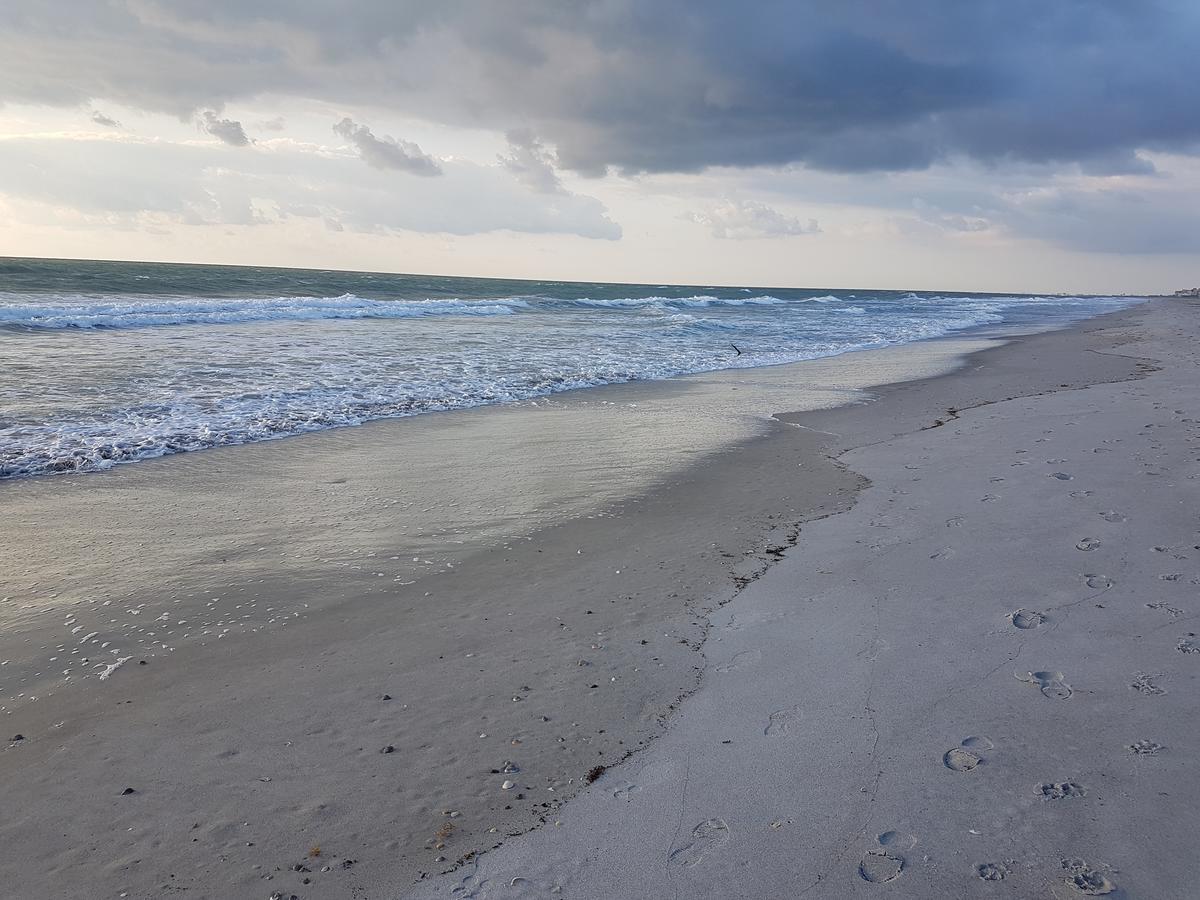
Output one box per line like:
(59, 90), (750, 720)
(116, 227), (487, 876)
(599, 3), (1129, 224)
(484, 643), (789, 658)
(0, 293), (524, 329)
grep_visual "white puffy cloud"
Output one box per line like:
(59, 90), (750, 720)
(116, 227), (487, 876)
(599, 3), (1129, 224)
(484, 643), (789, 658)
(0, 132), (620, 240)
(686, 199), (819, 239)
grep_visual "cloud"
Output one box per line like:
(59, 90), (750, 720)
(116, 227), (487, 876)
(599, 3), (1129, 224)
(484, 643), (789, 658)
(1001, 185), (1200, 254)
(909, 198), (991, 234)
(0, 133), (619, 240)
(687, 199), (819, 239)
(200, 111), (250, 146)
(498, 129), (562, 194)
(90, 110), (121, 128)
(332, 117), (442, 175)
(493, 129), (620, 236)
(1, 2), (1197, 177)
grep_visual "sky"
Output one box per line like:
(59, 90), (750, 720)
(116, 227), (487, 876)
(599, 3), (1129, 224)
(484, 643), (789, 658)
(1, 1), (1198, 293)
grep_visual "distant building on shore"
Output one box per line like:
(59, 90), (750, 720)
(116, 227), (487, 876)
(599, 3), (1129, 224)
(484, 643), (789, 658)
(1174, 287), (1200, 297)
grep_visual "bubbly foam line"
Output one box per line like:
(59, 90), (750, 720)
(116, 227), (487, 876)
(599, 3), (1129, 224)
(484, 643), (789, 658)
(0, 290), (1143, 479)
(0, 293), (523, 328)
(96, 656), (131, 680)
(557, 294), (788, 309)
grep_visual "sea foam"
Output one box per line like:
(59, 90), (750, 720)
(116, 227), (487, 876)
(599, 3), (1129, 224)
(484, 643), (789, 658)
(0, 292), (522, 329)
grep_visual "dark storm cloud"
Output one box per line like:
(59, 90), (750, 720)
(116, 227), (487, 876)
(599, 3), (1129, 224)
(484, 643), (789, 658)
(2, 1), (1198, 175)
(332, 117), (442, 175)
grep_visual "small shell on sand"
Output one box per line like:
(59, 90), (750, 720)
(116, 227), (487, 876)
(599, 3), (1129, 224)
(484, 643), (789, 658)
(501, 780), (515, 790)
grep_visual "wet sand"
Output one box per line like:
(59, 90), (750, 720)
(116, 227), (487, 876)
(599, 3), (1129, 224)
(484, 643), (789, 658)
(1, 302), (1182, 899)
(408, 297), (1200, 899)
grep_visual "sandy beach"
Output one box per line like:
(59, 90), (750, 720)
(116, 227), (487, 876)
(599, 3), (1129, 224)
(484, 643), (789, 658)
(404, 296), (1200, 899)
(3, 297), (1196, 899)
(5, 4), (1198, 897)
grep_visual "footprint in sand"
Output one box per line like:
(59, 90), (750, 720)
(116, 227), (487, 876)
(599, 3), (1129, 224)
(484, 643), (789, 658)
(1151, 545), (1190, 560)
(945, 516), (965, 527)
(930, 546), (956, 560)
(1085, 574), (1113, 590)
(715, 649), (762, 673)
(944, 748), (981, 771)
(611, 781), (641, 801)
(1175, 634), (1200, 654)
(1131, 672), (1166, 695)
(977, 862), (1012, 881)
(1069, 490), (1094, 498)
(943, 736), (994, 772)
(877, 830), (917, 850)
(669, 818), (730, 869)
(1017, 670), (1073, 700)
(1075, 538), (1102, 552)
(859, 851), (904, 884)
(1146, 601), (1182, 617)
(1039, 781), (1088, 800)
(1128, 739), (1164, 755)
(1061, 858), (1116, 895)
(1049, 472), (1074, 481)
(1098, 510), (1127, 523)
(1009, 609), (1047, 629)
(764, 705), (802, 737)
(859, 831), (915, 884)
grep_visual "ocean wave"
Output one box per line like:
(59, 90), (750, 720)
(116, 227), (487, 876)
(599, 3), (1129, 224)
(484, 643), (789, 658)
(0, 291), (821, 329)
(561, 294), (786, 309)
(660, 312), (740, 329)
(0, 293), (523, 329)
(681, 294), (785, 307)
(0, 283), (1144, 479)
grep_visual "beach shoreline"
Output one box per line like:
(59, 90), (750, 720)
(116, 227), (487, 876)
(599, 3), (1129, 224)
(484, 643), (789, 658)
(406, 296), (1200, 899)
(0, 300), (1167, 899)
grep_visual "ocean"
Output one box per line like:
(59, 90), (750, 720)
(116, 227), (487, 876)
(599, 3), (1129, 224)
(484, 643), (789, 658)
(0, 257), (1142, 479)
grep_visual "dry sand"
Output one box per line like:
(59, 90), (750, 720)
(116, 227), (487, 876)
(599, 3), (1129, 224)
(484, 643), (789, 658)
(4, 299), (1193, 900)
(403, 298), (1200, 899)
